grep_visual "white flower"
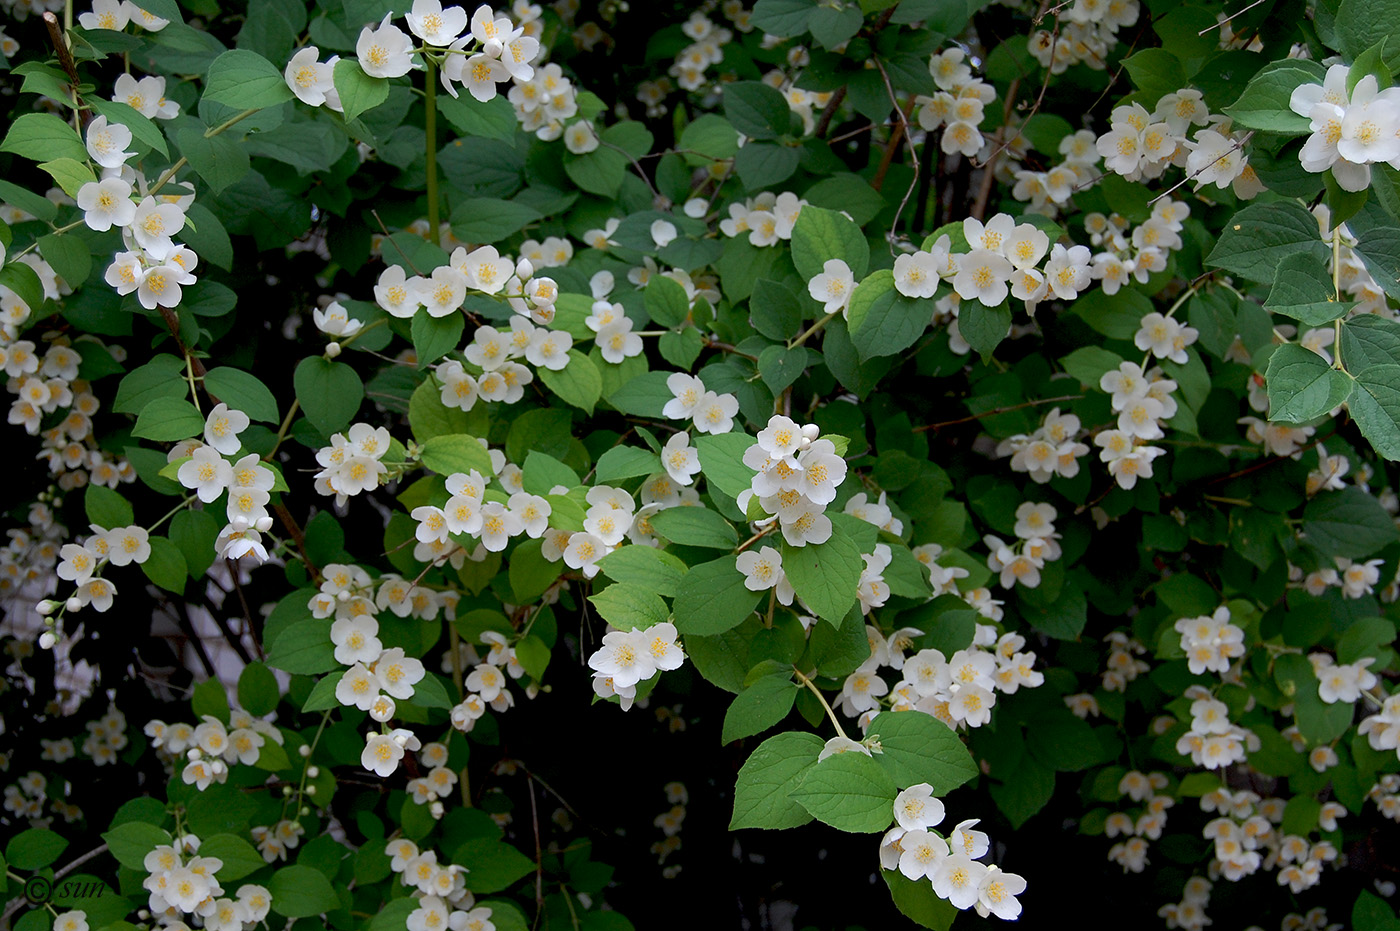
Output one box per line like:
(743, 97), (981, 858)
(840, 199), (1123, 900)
(313, 301), (363, 338)
(79, 0), (129, 30)
(651, 220), (678, 248)
(736, 545), (784, 592)
(588, 628), (656, 689)
(105, 525), (150, 566)
(893, 784), (946, 831)
(375, 265), (421, 318)
(898, 829), (950, 880)
(178, 446), (233, 502)
(331, 616), (382, 666)
(445, 49), (509, 102)
(932, 853), (988, 910)
(362, 732), (406, 776)
(130, 197), (186, 256)
(204, 403), (250, 455)
(893, 251), (939, 298)
(525, 328), (571, 370)
(975, 866), (1026, 920)
(952, 249), (1012, 305)
(563, 532), (607, 578)
(86, 116), (135, 169)
(77, 177), (135, 232)
(358, 14), (414, 78)
(661, 431), (702, 486)
(113, 73), (177, 119)
(663, 373), (707, 420)
(691, 391), (739, 435)
(136, 264), (184, 309)
(406, 0), (467, 45)
(597, 317), (644, 363)
(285, 46), (336, 106)
(807, 258), (855, 316)
(417, 265), (469, 317)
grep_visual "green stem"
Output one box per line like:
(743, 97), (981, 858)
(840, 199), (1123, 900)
(793, 668), (848, 740)
(425, 59), (439, 236)
(266, 397), (301, 459)
(789, 312), (837, 349)
(1331, 226), (1344, 371)
(147, 108), (259, 197)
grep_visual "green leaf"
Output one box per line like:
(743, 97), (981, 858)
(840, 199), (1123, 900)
(85, 484), (134, 529)
(437, 93), (518, 143)
(451, 838), (534, 893)
(849, 283), (927, 361)
(237, 661), (280, 716)
(266, 619), (338, 675)
(141, 536), (188, 594)
(1303, 486), (1399, 557)
(0, 262), (44, 313)
(735, 141), (801, 190)
(587, 581), (669, 630)
(89, 97), (169, 156)
(679, 113), (740, 158)
(564, 147), (627, 197)
(294, 356), (364, 435)
(5, 829), (68, 870)
(0, 177), (58, 221)
(1342, 315), (1400, 370)
(790, 206), (869, 280)
(1222, 59), (1325, 132)
(594, 445), (661, 483)
(420, 434), (494, 477)
(1354, 890), (1400, 931)
(39, 157), (97, 199)
(1206, 201), (1330, 284)
(868, 710), (978, 793)
(730, 731), (823, 829)
(649, 507), (738, 549)
(537, 351), (602, 415)
(1265, 252), (1356, 325)
(958, 300), (1012, 360)
(606, 370), (673, 416)
(410, 312), (464, 368)
(1265, 343), (1353, 423)
(781, 525), (862, 624)
(644, 274), (690, 327)
(1124, 48), (1187, 102)
(1020, 581), (1088, 639)
(1353, 225), (1400, 299)
(39, 232), (92, 285)
(1336, 0), (1400, 63)
(883, 870), (959, 931)
(449, 197), (542, 242)
(809, 4), (862, 48)
(177, 128), (251, 193)
(332, 58), (388, 122)
(1, 113), (87, 164)
(596, 546), (687, 597)
(790, 751), (896, 833)
(300, 673), (342, 711)
(204, 367), (280, 422)
(758, 344), (808, 394)
(204, 49), (295, 110)
(751, 0), (817, 36)
(989, 754), (1055, 829)
(1060, 346), (1125, 386)
(102, 822), (171, 871)
(132, 396), (204, 442)
(1350, 365), (1400, 460)
(723, 81), (792, 139)
(672, 555), (762, 635)
(268, 864), (339, 917)
(694, 432), (757, 498)
(722, 665), (798, 743)
(198, 834), (265, 881)
(750, 278), (804, 341)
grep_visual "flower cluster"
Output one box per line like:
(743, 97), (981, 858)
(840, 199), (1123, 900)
(140, 832), (272, 926)
(1096, 361), (1180, 490)
(450, 630), (534, 735)
(1028, 0), (1139, 73)
(1175, 605), (1245, 676)
(386, 837), (493, 924)
(146, 707), (284, 791)
(313, 422), (395, 505)
(983, 502), (1062, 590)
(668, 11), (733, 92)
(77, 0), (171, 32)
(997, 407), (1089, 484)
(718, 190), (807, 248)
(735, 414), (846, 547)
(649, 781), (688, 876)
(917, 49), (998, 159)
(587, 621), (684, 710)
(878, 784), (1025, 919)
(1290, 65), (1400, 192)
(1105, 769), (1173, 873)
(1200, 786), (1338, 890)
(1175, 689), (1256, 770)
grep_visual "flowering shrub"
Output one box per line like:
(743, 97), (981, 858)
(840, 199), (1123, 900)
(1, 0), (1400, 928)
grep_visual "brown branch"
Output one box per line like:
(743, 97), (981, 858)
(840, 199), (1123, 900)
(42, 13), (89, 129)
(914, 395), (1084, 432)
(970, 77), (1021, 222)
(813, 86), (847, 139)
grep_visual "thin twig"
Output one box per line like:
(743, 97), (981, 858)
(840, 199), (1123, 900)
(914, 395), (1085, 432)
(1199, 0), (1268, 34)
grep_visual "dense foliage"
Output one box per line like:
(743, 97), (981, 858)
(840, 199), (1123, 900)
(3, 0), (1400, 928)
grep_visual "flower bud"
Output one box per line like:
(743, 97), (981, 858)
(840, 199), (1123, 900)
(36, 599), (57, 615)
(325, 342), (342, 359)
(306, 785), (317, 797)
(298, 744), (312, 757)
(516, 257), (534, 280)
(254, 516), (274, 532)
(65, 596), (82, 612)
(307, 766), (320, 778)
(39, 631), (57, 649)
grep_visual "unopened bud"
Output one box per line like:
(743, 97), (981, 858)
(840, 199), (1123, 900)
(65, 596), (82, 612)
(38, 631), (57, 650)
(325, 342), (342, 359)
(36, 599), (57, 616)
(307, 766), (319, 778)
(298, 744), (312, 757)
(305, 785), (317, 797)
